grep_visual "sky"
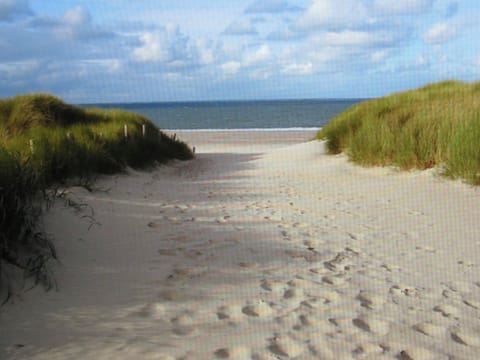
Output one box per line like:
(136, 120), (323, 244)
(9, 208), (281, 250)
(0, 0), (479, 103)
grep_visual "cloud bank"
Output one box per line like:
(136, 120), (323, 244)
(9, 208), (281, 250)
(0, 0), (478, 102)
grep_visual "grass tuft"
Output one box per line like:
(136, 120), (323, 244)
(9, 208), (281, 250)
(317, 80), (480, 184)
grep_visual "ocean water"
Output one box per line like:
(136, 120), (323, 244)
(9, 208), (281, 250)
(84, 99), (363, 130)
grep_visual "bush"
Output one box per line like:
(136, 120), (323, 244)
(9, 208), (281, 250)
(317, 80), (480, 184)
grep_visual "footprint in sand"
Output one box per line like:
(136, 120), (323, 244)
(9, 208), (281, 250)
(238, 261), (258, 269)
(242, 300), (273, 317)
(303, 239), (325, 250)
(308, 336), (335, 358)
(157, 248), (178, 256)
(352, 315), (390, 335)
(309, 267), (329, 275)
(433, 304), (459, 318)
(463, 298), (480, 310)
(217, 305), (243, 321)
(398, 347), (434, 360)
(299, 316), (334, 334)
(450, 328), (480, 347)
(171, 313), (195, 326)
(323, 249), (357, 273)
(353, 343), (385, 357)
(148, 221), (162, 228)
(283, 288), (304, 301)
(413, 322), (445, 337)
(135, 303), (165, 320)
(356, 291), (385, 310)
(260, 279), (284, 292)
(390, 284), (419, 297)
(300, 298), (329, 311)
(172, 326), (196, 337)
(214, 346), (250, 359)
(159, 289), (189, 302)
(322, 275), (347, 287)
(269, 335), (305, 358)
(443, 281), (472, 293)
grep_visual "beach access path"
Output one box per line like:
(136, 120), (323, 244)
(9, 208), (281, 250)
(1, 130), (479, 359)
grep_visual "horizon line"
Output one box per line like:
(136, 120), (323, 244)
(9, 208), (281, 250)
(78, 97), (370, 106)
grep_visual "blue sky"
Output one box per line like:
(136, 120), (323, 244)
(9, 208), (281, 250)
(0, 0), (479, 103)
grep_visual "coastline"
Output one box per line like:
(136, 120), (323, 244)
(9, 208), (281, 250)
(1, 129), (479, 359)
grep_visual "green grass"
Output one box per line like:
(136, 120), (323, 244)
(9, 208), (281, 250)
(317, 80), (480, 184)
(0, 93), (193, 301)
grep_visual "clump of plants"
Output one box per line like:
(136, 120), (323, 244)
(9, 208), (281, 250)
(317, 80), (480, 184)
(0, 93), (194, 302)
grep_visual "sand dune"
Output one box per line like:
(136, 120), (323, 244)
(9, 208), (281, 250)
(1, 130), (479, 359)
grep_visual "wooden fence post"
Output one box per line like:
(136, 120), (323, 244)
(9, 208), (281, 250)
(142, 124), (146, 138)
(29, 139), (34, 154)
(124, 124), (128, 139)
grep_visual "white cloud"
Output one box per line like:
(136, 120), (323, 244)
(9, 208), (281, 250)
(296, 0), (369, 31)
(39, 6), (113, 41)
(281, 62), (313, 75)
(311, 31), (380, 47)
(249, 68), (272, 80)
(133, 32), (168, 62)
(423, 21), (459, 44)
(244, 44), (271, 66)
(0, 59), (39, 75)
(62, 6), (91, 26)
(195, 38), (215, 65)
(132, 25), (195, 64)
(373, 0), (435, 15)
(371, 49), (390, 62)
(0, 0), (32, 21)
(107, 59), (122, 73)
(221, 61), (242, 75)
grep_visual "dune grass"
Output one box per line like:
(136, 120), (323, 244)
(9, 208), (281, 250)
(317, 80), (480, 184)
(0, 93), (193, 301)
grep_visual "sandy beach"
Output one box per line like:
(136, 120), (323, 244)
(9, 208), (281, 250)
(1, 129), (480, 359)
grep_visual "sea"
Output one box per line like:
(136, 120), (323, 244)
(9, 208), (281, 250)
(82, 99), (363, 131)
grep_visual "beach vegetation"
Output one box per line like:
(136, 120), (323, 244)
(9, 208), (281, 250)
(317, 80), (480, 184)
(0, 93), (193, 302)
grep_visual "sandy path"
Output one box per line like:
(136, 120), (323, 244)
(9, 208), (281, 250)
(1, 130), (479, 359)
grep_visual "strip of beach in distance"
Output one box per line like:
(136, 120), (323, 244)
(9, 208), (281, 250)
(1, 122), (480, 359)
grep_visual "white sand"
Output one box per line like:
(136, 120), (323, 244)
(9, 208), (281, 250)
(1, 129), (480, 359)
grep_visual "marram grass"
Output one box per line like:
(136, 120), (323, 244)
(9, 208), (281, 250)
(317, 80), (480, 185)
(0, 93), (193, 301)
